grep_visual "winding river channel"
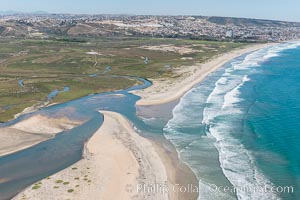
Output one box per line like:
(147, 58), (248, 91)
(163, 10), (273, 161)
(0, 76), (156, 200)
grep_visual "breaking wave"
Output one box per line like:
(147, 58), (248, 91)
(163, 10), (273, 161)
(164, 42), (300, 200)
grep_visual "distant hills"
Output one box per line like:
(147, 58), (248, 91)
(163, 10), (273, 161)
(206, 16), (300, 27)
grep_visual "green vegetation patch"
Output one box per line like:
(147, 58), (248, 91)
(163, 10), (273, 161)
(55, 180), (64, 184)
(67, 189), (74, 193)
(0, 37), (248, 122)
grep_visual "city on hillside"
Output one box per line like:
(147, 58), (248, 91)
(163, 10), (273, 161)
(1, 13), (300, 42)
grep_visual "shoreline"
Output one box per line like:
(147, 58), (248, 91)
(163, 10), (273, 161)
(2, 42), (279, 199)
(13, 111), (197, 200)
(4, 43), (274, 124)
(133, 43), (276, 106)
(150, 134), (199, 200)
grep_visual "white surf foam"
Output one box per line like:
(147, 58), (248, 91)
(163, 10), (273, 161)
(200, 43), (300, 199)
(164, 42), (300, 200)
(222, 75), (250, 110)
(201, 42), (300, 199)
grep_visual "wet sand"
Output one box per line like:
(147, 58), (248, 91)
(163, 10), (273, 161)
(7, 43), (276, 200)
(14, 111), (174, 200)
(0, 114), (82, 157)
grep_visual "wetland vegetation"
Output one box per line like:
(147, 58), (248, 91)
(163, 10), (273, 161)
(0, 37), (246, 122)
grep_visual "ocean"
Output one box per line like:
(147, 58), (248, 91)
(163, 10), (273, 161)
(2, 42), (300, 200)
(164, 42), (300, 200)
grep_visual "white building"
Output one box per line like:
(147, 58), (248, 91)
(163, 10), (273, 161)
(226, 30), (234, 38)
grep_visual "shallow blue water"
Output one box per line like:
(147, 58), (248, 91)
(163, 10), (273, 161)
(0, 76), (158, 200)
(164, 42), (300, 200)
(2, 43), (300, 200)
(47, 86), (70, 101)
(17, 80), (24, 88)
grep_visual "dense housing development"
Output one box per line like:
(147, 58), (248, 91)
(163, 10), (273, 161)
(1, 13), (300, 41)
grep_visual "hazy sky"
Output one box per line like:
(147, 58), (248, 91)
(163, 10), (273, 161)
(1, 0), (300, 22)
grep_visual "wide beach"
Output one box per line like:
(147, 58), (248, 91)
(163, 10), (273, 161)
(133, 43), (274, 106)
(2, 42), (276, 200)
(13, 111), (198, 200)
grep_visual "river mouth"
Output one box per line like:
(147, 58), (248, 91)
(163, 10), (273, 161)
(0, 115), (103, 200)
(0, 77), (156, 200)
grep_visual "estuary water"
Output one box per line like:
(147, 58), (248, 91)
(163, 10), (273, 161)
(0, 77), (157, 200)
(1, 43), (300, 200)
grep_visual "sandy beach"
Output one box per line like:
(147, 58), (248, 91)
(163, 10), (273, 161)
(133, 43), (274, 106)
(0, 43), (272, 158)
(0, 114), (82, 157)
(13, 111), (189, 200)
(6, 43), (275, 200)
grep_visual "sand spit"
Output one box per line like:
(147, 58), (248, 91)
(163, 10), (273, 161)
(14, 111), (172, 200)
